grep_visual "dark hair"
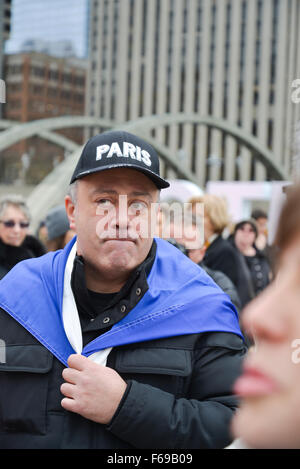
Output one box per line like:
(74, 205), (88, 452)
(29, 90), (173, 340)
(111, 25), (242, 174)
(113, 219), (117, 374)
(251, 209), (268, 220)
(234, 219), (258, 238)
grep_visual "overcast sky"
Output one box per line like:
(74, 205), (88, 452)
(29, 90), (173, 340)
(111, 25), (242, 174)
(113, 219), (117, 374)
(5, 0), (89, 57)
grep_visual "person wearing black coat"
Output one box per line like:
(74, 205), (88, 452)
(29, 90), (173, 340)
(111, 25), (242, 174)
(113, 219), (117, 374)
(204, 234), (244, 289)
(188, 194), (246, 290)
(0, 131), (246, 449)
(230, 219), (272, 307)
(0, 234), (46, 279)
(0, 195), (46, 280)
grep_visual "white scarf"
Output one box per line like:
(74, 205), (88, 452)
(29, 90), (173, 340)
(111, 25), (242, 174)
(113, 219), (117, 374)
(62, 242), (112, 366)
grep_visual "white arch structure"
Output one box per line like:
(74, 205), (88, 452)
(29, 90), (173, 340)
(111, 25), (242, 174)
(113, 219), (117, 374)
(0, 114), (288, 229)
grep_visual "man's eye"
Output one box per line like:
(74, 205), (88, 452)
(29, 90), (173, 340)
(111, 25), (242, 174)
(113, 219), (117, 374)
(129, 201), (147, 213)
(96, 199), (114, 214)
(97, 199), (112, 205)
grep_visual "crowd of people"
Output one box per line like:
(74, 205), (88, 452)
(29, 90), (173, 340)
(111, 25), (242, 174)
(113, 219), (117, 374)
(159, 194), (273, 330)
(0, 189), (272, 316)
(0, 129), (298, 449)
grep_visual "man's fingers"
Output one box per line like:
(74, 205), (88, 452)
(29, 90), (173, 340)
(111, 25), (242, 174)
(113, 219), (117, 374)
(62, 367), (81, 384)
(67, 353), (90, 370)
(61, 397), (77, 413)
(60, 382), (76, 399)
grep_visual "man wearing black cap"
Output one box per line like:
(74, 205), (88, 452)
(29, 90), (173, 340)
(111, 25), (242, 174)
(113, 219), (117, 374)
(0, 131), (246, 449)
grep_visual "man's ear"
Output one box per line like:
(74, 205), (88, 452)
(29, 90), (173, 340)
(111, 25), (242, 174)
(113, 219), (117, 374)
(65, 195), (76, 232)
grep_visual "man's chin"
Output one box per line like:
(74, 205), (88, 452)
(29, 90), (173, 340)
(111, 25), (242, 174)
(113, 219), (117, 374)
(102, 239), (138, 257)
(102, 244), (138, 268)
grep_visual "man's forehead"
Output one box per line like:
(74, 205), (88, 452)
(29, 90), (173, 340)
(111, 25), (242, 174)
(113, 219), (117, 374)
(78, 168), (158, 192)
(89, 188), (155, 200)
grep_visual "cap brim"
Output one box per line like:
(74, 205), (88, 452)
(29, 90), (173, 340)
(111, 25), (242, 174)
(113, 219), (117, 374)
(70, 163), (170, 189)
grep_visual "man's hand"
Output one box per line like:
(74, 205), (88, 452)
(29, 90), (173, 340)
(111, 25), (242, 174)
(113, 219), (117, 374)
(60, 354), (127, 424)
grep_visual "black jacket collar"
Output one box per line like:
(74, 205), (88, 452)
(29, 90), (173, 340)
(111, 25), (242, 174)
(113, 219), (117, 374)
(71, 240), (157, 334)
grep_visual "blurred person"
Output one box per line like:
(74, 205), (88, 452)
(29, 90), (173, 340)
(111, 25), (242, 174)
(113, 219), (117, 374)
(251, 209), (268, 252)
(189, 194), (245, 290)
(45, 205), (75, 251)
(231, 185), (300, 448)
(0, 130), (245, 449)
(157, 200), (188, 254)
(0, 195), (45, 280)
(36, 220), (48, 246)
(231, 220), (272, 308)
(175, 218), (241, 312)
(251, 208), (276, 274)
(156, 199), (183, 240)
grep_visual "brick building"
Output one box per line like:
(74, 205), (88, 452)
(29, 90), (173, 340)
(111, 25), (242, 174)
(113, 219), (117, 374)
(1, 51), (87, 184)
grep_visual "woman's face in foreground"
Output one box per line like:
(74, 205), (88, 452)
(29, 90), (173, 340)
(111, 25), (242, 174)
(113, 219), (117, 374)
(232, 236), (300, 448)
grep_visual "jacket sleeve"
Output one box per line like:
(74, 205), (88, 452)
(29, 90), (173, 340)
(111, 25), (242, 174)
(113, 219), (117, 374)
(107, 332), (246, 449)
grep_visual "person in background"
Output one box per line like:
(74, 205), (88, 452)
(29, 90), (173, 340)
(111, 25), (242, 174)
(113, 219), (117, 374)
(232, 220), (272, 308)
(36, 220), (48, 246)
(173, 216), (241, 312)
(251, 208), (276, 274)
(45, 205), (76, 252)
(0, 130), (245, 449)
(251, 209), (268, 252)
(0, 194), (45, 280)
(189, 194), (245, 290)
(231, 185), (300, 448)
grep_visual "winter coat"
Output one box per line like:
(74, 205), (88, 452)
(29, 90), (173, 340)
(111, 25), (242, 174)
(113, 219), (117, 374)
(203, 235), (244, 288)
(0, 235), (46, 280)
(0, 307), (246, 449)
(228, 239), (272, 308)
(0, 237), (246, 449)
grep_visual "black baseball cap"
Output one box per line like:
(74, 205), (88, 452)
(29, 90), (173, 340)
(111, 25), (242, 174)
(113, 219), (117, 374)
(70, 130), (170, 189)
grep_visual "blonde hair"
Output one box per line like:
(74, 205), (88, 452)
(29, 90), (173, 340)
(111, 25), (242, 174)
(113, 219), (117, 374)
(189, 194), (230, 235)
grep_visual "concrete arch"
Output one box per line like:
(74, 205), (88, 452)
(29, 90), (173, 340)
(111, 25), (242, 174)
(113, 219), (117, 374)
(121, 113), (287, 180)
(0, 116), (115, 152)
(0, 114), (288, 229)
(0, 119), (79, 152)
(0, 113), (287, 180)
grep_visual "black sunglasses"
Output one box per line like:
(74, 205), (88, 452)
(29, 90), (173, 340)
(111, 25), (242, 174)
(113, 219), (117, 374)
(0, 220), (30, 229)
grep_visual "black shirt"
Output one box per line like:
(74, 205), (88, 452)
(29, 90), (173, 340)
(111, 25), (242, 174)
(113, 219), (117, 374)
(71, 241), (157, 347)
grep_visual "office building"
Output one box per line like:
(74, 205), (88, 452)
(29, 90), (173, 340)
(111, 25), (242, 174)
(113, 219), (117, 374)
(86, 0), (300, 185)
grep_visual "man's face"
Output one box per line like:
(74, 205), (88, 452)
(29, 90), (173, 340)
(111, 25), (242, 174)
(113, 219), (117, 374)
(65, 168), (159, 291)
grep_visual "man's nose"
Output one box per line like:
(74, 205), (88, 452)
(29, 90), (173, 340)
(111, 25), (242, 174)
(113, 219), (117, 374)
(115, 195), (129, 231)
